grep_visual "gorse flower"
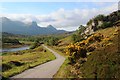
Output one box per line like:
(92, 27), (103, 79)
(66, 33), (104, 63)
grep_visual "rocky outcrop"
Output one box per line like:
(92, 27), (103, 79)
(85, 20), (103, 35)
(84, 10), (120, 35)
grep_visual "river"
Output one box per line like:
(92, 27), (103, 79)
(0, 46), (30, 53)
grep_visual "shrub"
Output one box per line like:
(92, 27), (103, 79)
(79, 48), (87, 58)
(30, 42), (38, 49)
(93, 33), (104, 42)
(87, 46), (95, 52)
(66, 43), (87, 63)
(94, 14), (106, 21)
(100, 22), (113, 29)
(77, 25), (86, 34)
(2, 64), (12, 72)
(30, 39), (40, 49)
(44, 50), (46, 52)
(86, 35), (95, 44)
(86, 33), (104, 44)
(9, 61), (24, 66)
(66, 33), (104, 63)
(68, 56), (75, 64)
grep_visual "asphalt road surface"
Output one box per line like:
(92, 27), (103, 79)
(12, 44), (65, 78)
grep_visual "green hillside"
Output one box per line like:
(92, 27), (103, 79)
(80, 27), (120, 78)
(54, 10), (120, 79)
(54, 26), (120, 79)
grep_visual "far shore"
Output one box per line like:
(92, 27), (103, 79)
(2, 43), (30, 49)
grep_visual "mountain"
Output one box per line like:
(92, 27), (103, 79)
(46, 25), (57, 31)
(1, 17), (66, 35)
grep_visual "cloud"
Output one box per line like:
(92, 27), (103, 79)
(0, 3), (118, 31)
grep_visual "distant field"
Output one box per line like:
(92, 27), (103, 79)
(2, 46), (56, 78)
(20, 41), (34, 45)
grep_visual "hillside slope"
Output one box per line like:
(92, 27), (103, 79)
(50, 10), (120, 79)
(54, 26), (120, 78)
(80, 27), (120, 78)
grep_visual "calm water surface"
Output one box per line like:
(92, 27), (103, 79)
(0, 46), (30, 53)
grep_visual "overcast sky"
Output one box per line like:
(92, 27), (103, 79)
(0, 2), (118, 31)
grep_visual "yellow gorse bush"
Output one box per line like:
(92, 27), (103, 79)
(66, 41), (87, 63)
(103, 37), (111, 41)
(86, 33), (104, 44)
(66, 33), (104, 63)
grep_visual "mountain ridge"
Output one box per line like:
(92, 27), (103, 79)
(1, 17), (66, 35)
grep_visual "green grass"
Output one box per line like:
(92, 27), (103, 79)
(53, 58), (75, 78)
(20, 41), (34, 45)
(96, 27), (116, 38)
(2, 46), (56, 78)
(45, 44), (67, 57)
(58, 35), (73, 46)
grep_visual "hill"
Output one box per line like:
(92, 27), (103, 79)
(53, 10), (120, 78)
(1, 17), (66, 35)
(54, 26), (120, 79)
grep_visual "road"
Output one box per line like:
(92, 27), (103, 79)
(11, 44), (65, 78)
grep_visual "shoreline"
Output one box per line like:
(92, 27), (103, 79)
(2, 43), (31, 49)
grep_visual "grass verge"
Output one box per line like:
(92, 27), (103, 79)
(44, 44), (66, 57)
(53, 58), (75, 78)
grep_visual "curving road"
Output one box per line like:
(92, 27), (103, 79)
(12, 44), (65, 78)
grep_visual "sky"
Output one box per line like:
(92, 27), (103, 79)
(0, 2), (118, 31)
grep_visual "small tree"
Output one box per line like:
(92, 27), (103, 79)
(77, 25), (86, 34)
